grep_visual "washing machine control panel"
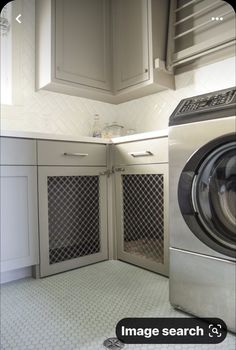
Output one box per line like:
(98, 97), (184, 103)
(169, 87), (236, 126)
(178, 89), (236, 114)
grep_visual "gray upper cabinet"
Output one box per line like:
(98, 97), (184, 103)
(55, 0), (111, 91)
(36, 0), (175, 103)
(112, 0), (150, 90)
(113, 0), (175, 102)
(36, 0), (113, 103)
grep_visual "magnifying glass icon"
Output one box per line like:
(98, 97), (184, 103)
(211, 327), (219, 335)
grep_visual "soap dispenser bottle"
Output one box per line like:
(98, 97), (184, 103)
(92, 114), (102, 138)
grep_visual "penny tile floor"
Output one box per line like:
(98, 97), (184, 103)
(1, 261), (235, 350)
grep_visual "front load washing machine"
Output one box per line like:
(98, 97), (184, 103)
(168, 87), (236, 332)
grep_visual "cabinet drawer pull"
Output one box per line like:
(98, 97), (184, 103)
(128, 151), (153, 157)
(63, 152), (88, 157)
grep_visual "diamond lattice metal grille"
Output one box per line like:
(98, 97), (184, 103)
(47, 176), (100, 264)
(122, 174), (164, 263)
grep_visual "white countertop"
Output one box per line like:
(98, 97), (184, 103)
(0, 128), (168, 144)
(112, 129), (168, 144)
(1, 130), (110, 144)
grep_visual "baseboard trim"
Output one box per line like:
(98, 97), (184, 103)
(1, 266), (33, 284)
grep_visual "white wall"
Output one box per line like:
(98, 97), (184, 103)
(1, 0), (235, 137)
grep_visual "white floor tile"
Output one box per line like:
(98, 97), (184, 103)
(1, 261), (235, 350)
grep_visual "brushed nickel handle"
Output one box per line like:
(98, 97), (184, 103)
(128, 151), (153, 157)
(63, 152), (88, 157)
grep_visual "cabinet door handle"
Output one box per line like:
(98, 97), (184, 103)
(128, 151), (153, 157)
(63, 152), (88, 157)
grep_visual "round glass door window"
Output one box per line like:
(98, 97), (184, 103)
(193, 141), (236, 251)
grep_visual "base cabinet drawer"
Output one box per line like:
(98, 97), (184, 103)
(37, 140), (107, 166)
(0, 166), (39, 272)
(114, 137), (168, 165)
(0, 137), (36, 165)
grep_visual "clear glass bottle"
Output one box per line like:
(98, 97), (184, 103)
(92, 114), (102, 138)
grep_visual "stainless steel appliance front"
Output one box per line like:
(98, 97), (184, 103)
(169, 87), (236, 333)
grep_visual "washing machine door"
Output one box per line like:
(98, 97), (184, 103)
(178, 134), (236, 258)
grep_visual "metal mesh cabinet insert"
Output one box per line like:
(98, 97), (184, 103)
(38, 166), (108, 277)
(115, 163), (169, 276)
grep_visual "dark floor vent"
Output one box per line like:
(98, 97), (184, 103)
(103, 337), (125, 349)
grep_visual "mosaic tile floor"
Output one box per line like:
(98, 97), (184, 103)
(1, 261), (235, 350)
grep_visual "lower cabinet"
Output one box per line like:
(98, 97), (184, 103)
(115, 164), (169, 276)
(0, 166), (39, 272)
(1, 136), (169, 280)
(38, 166), (108, 277)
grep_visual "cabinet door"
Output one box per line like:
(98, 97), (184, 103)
(38, 166), (108, 277)
(55, 0), (111, 91)
(113, 0), (150, 91)
(0, 166), (39, 272)
(115, 164), (168, 276)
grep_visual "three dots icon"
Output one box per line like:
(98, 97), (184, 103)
(211, 17), (224, 21)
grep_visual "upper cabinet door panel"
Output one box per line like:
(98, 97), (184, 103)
(55, 0), (111, 90)
(113, 0), (150, 91)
